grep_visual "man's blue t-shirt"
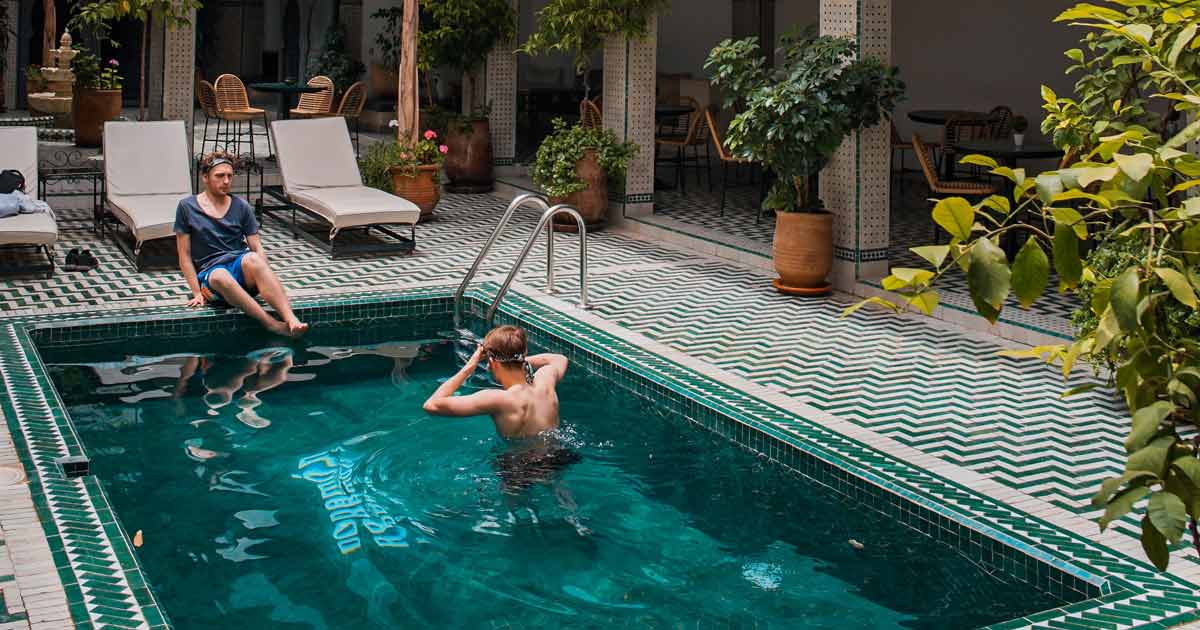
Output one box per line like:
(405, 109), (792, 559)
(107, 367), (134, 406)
(173, 195), (259, 273)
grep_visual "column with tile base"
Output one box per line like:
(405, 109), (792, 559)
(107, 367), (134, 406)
(602, 15), (657, 219)
(161, 9), (196, 130)
(484, 0), (518, 169)
(819, 0), (891, 288)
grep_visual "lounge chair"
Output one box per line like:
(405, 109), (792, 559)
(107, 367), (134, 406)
(267, 117), (419, 257)
(0, 127), (57, 277)
(102, 120), (193, 270)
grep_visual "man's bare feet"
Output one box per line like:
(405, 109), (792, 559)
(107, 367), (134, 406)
(265, 320), (290, 337)
(287, 321), (310, 338)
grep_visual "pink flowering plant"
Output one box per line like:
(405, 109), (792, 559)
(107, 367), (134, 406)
(360, 126), (448, 191)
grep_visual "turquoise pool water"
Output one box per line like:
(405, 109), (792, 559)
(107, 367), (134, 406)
(43, 318), (1066, 629)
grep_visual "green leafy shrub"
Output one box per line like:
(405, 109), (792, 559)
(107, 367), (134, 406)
(530, 118), (637, 198)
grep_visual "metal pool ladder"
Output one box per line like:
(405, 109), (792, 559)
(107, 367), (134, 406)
(454, 193), (592, 326)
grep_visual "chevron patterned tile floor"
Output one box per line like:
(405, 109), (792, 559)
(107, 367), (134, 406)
(0, 186), (1197, 626)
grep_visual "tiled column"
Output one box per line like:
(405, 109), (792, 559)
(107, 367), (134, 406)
(484, 0), (517, 168)
(820, 0), (891, 287)
(3, 0), (16, 111)
(147, 14), (166, 120)
(602, 15), (656, 218)
(161, 8), (197, 130)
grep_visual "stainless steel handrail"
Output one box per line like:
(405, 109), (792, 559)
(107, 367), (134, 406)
(485, 204), (589, 324)
(453, 193), (551, 326)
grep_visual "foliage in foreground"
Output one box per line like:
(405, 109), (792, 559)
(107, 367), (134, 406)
(850, 0), (1200, 571)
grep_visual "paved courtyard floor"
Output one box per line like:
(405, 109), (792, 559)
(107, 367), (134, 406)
(0, 182), (1195, 626)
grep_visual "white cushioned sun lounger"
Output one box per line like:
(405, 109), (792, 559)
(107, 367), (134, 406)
(103, 120), (193, 270)
(268, 117), (418, 256)
(0, 127), (57, 276)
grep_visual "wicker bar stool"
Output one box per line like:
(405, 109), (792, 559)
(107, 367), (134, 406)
(913, 134), (999, 242)
(328, 81), (368, 154)
(195, 80), (222, 157)
(705, 106), (765, 220)
(580, 98), (602, 129)
(290, 75), (335, 119)
(654, 97), (708, 193)
(214, 74), (271, 160)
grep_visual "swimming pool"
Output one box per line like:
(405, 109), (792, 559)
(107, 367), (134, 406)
(40, 316), (1068, 629)
(5, 287), (1197, 629)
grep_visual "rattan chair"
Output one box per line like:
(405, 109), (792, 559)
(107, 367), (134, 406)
(988, 105), (1015, 139)
(914, 134), (999, 241)
(655, 97), (708, 193)
(195, 80), (221, 157)
(214, 74), (271, 160)
(330, 81), (367, 154)
(290, 75), (335, 119)
(705, 106), (766, 221)
(580, 98), (602, 129)
(939, 116), (991, 179)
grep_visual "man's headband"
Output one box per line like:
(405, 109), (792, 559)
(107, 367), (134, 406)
(201, 157), (233, 173)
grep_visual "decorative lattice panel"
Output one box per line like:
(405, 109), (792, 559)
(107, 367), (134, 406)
(485, 16), (517, 164)
(603, 15), (656, 213)
(162, 8), (196, 128)
(3, 0), (16, 111)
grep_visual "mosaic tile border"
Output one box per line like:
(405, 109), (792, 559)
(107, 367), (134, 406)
(1, 285), (1199, 629)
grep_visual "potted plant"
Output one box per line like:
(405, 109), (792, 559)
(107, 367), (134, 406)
(706, 28), (905, 295)
(70, 49), (122, 148)
(1011, 115), (1029, 147)
(360, 126), (448, 219)
(531, 117), (637, 231)
(25, 65), (46, 96)
(420, 0), (516, 193)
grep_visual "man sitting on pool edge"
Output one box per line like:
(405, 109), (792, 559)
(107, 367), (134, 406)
(423, 326), (568, 439)
(175, 152), (308, 338)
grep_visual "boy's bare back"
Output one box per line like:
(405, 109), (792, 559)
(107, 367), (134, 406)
(487, 365), (562, 437)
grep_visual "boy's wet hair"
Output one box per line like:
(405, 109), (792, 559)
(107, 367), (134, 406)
(483, 325), (527, 364)
(199, 150), (238, 174)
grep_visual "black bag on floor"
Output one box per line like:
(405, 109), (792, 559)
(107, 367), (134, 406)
(0, 169), (25, 194)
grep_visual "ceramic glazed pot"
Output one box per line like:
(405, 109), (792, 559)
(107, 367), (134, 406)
(549, 150), (608, 233)
(390, 164), (440, 219)
(772, 210), (833, 295)
(444, 119), (494, 193)
(73, 88), (122, 148)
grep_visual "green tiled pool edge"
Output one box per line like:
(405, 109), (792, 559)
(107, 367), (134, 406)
(1, 284), (1197, 629)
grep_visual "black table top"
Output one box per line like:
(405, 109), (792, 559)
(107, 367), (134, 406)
(249, 82), (325, 93)
(909, 109), (997, 125)
(953, 139), (1064, 160)
(656, 104), (695, 118)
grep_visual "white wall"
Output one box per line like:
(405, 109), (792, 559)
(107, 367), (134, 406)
(893, 0), (1079, 142)
(657, 0), (732, 76)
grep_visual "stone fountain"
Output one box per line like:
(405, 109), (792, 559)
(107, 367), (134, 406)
(27, 32), (79, 127)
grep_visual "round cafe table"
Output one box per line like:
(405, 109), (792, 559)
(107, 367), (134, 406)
(655, 104), (694, 120)
(908, 109), (997, 126)
(248, 82), (325, 120)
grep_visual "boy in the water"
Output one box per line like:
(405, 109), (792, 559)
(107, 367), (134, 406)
(423, 326), (567, 438)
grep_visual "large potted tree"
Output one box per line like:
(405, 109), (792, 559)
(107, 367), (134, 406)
(530, 117), (637, 231)
(70, 49), (121, 147)
(707, 29), (904, 295)
(419, 0), (516, 193)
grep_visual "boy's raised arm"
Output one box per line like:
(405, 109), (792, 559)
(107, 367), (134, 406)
(423, 345), (506, 417)
(528, 353), (568, 382)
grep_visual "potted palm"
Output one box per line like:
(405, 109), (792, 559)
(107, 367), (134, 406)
(420, 0), (516, 193)
(360, 126), (448, 219)
(707, 28), (904, 295)
(531, 117), (637, 231)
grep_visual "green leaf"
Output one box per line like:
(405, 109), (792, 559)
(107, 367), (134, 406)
(1075, 166), (1120, 187)
(906, 291), (939, 315)
(932, 198), (975, 242)
(1011, 239), (1049, 308)
(1036, 173), (1065, 204)
(1154, 267), (1199, 307)
(1172, 456), (1200, 488)
(1126, 401), (1174, 454)
(1127, 439), (1172, 476)
(1149, 491), (1189, 544)
(910, 245), (950, 268)
(1100, 485), (1149, 531)
(1111, 267), (1141, 331)
(841, 297), (900, 318)
(1051, 207), (1090, 240)
(966, 239), (1011, 323)
(1182, 223), (1200, 265)
(960, 154), (999, 169)
(1141, 515), (1171, 571)
(980, 195), (1011, 216)
(1093, 470), (1156, 507)
(1053, 223), (1083, 288)
(1170, 24), (1197, 67)
(890, 267), (934, 286)
(1122, 24), (1154, 45)
(1114, 152), (1155, 182)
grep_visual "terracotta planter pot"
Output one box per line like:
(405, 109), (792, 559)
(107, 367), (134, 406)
(772, 210), (833, 295)
(390, 164), (440, 219)
(549, 150), (608, 233)
(73, 88), (122, 148)
(444, 119), (494, 193)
